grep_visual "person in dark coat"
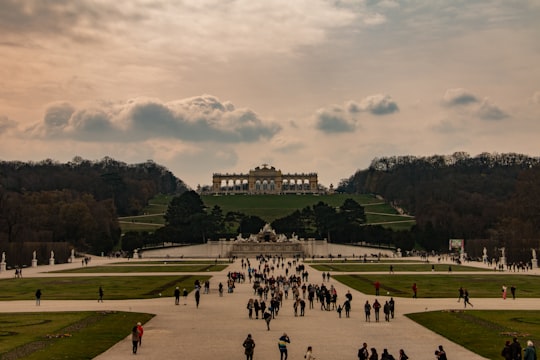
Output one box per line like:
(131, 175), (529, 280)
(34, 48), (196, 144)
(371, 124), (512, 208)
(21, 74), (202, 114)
(243, 334), (255, 360)
(502, 340), (513, 360)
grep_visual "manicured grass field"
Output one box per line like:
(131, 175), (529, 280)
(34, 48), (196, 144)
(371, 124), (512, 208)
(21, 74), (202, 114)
(333, 274), (539, 298)
(52, 264), (228, 273)
(311, 263), (484, 272)
(407, 310), (540, 359)
(0, 275), (211, 300)
(201, 194), (382, 222)
(0, 311), (153, 360)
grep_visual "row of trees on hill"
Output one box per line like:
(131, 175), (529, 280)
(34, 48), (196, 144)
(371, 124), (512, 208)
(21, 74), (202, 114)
(123, 191), (416, 253)
(0, 157), (187, 260)
(337, 152), (540, 261)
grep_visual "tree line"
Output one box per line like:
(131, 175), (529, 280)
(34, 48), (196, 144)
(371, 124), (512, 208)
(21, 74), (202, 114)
(337, 152), (540, 262)
(0, 157), (187, 262)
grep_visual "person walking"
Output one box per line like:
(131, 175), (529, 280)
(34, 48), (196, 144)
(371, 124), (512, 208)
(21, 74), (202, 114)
(383, 301), (390, 322)
(457, 286), (464, 302)
(364, 300), (371, 322)
(278, 333), (290, 360)
(373, 299), (381, 322)
(35, 289), (42, 306)
(368, 347), (378, 360)
(195, 286), (201, 308)
(358, 342), (369, 360)
(502, 284), (508, 300)
(524, 340), (536, 360)
(243, 334), (255, 360)
(381, 348), (395, 360)
(389, 297), (395, 318)
(131, 325), (140, 354)
(174, 286), (180, 305)
(437, 345), (447, 360)
(263, 310), (272, 330)
(343, 299), (351, 318)
(183, 288), (188, 305)
(412, 283), (418, 298)
(510, 285), (516, 300)
(510, 337), (522, 360)
(501, 340), (513, 360)
(374, 280), (380, 296)
(398, 349), (409, 360)
(464, 289), (473, 308)
(305, 346), (315, 360)
(98, 286), (104, 302)
(136, 322), (144, 347)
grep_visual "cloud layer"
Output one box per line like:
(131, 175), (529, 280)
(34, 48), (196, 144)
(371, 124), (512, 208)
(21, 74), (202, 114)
(315, 94), (399, 133)
(28, 96), (281, 143)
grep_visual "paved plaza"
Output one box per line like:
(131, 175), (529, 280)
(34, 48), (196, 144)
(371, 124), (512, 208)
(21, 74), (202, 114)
(0, 256), (538, 359)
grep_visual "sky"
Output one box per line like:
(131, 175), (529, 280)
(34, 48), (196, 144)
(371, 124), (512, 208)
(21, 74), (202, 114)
(1, 0), (539, 189)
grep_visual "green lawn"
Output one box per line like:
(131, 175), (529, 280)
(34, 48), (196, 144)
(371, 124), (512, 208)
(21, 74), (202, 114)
(407, 310), (539, 359)
(52, 264), (228, 273)
(0, 311), (154, 360)
(333, 274), (539, 298)
(312, 263), (484, 272)
(0, 275), (211, 300)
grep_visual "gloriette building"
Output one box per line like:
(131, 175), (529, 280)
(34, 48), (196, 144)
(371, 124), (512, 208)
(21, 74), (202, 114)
(212, 164), (319, 194)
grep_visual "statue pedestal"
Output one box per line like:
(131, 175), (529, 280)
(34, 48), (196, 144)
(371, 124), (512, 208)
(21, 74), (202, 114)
(482, 255), (488, 264)
(500, 257), (507, 266)
(69, 256), (75, 263)
(32, 259), (38, 268)
(532, 259), (538, 268)
(0, 262), (5, 272)
(49, 258), (55, 266)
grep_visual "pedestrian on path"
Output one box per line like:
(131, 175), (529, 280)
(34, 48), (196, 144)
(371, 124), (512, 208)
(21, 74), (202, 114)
(136, 322), (144, 347)
(263, 310), (272, 330)
(304, 345), (315, 360)
(364, 300), (371, 322)
(502, 284), (508, 299)
(195, 286), (201, 308)
(373, 299), (381, 322)
(389, 297), (395, 318)
(174, 286), (180, 305)
(369, 347), (378, 360)
(358, 342), (369, 360)
(457, 286), (464, 302)
(412, 283), (418, 298)
(510, 285), (516, 300)
(35, 289), (41, 306)
(243, 334), (255, 360)
(398, 349), (409, 360)
(511, 336), (522, 360)
(374, 280), (380, 296)
(131, 325), (140, 354)
(463, 289), (473, 308)
(98, 286), (104, 302)
(436, 345), (447, 360)
(183, 288), (188, 305)
(278, 333), (290, 360)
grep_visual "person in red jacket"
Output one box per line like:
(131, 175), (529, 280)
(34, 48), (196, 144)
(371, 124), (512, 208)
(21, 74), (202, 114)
(136, 322), (144, 347)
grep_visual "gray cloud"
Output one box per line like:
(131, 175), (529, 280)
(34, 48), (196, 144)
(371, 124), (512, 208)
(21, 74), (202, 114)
(30, 95), (280, 143)
(357, 94), (399, 115)
(315, 106), (355, 133)
(315, 94), (399, 133)
(0, 115), (17, 134)
(442, 88), (479, 106)
(477, 99), (509, 121)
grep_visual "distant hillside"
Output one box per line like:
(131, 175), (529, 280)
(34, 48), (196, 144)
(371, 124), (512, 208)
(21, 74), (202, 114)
(0, 157), (188, 258)
(337, 152), (540, 257)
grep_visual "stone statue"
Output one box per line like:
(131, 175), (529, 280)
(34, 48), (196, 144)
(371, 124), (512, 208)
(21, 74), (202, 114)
(236, 234), (244, 242)
(483, 247), (487, 256)
(71, 248), (75, 257)
(33, 251), (37, 260)
(50, 250), (55, 259)
(501, 247), (505, 258)
(532, 248), (537, 260)
(1, 252), (5, 263)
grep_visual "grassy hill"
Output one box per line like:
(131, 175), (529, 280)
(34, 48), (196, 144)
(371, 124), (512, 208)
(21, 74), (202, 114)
(119, 193), (415, 233)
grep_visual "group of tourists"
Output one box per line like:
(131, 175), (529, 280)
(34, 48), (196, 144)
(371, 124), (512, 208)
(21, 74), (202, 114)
(363, 298), (395, 322)
(501, 337), (537, 360)
(357, 341), (409, 360)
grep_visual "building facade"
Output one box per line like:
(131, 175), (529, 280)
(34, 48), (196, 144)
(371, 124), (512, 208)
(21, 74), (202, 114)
(212, 164), (319, 194)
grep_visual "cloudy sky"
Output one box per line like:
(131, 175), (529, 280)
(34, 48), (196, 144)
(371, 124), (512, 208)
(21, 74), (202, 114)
(1, 0), (539, 188)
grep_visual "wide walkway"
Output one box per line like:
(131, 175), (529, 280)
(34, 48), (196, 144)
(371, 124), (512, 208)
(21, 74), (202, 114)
(0, 256), (538, 360)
